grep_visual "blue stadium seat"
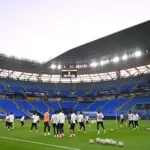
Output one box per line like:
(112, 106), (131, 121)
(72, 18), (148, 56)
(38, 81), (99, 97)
(29, 101), (48, 113)
(75, 101), (92, 112)
(15, 100), (34, 111)
(101, 98), (127, 115)
(60, 101), (76, 109)
(46, 101), (61, 110)
(86, 100), (108, 111)
(0, 99), (27, 116)
(120, 96), (150, 111)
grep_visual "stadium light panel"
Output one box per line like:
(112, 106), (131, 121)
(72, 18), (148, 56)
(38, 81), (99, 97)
(100, 60), (105, 66)
(122, 54), (128, 60)
(112, 56), (119, 63)
(135, 51), (142, 57)
(105, 60), (110, 64)
(57, 65), (61, 69)
(50, 64), (56, 69)
(100, 60), (110, 66)
(90, 62), (97, 67)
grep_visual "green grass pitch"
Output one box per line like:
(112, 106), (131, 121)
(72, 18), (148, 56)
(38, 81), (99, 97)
(0, 120), (150, 150)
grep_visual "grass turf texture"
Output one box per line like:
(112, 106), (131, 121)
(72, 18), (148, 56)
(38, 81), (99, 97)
(0, 120), (150, 150)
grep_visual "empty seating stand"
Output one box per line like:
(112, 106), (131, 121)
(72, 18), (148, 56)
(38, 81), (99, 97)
(120, 96), (150, 111)
(46, 101), (61, 110)
(101, 98), (127, 115)
(0, 99), (27, 117)
(86, 100), (108, 111)
(60, 101), (76, 109)
(75, 101), (92, 112)
(15, 100), (34, 111)
(29, 101), (48, 113)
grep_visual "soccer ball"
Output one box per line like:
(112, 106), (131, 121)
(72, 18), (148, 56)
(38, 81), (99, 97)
(100, 139), (104, 144)
(89, 139), (94, 144)
(107, 139), (111, 145)
(96, 138), (100, 143)
(110, 129), (114, 132)
(112, 140), (117, 145)
(102, 139), (107, 144)
(105, 138), (110, 144)
(118, 141), (124, 147)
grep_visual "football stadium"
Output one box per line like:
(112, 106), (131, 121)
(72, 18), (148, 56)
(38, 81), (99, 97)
(0, 1), (150, 150)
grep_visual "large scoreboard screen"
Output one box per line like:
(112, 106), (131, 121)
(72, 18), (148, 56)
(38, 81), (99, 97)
(61, 70), (77, 78)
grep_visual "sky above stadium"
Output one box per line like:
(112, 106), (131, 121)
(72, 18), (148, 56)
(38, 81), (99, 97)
(0, 0), (150, 63)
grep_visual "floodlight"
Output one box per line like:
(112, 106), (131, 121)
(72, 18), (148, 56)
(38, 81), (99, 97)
(112, 56), (119, 63)
(50, 64), (56, 69)
(57, 65), (61, 69)
(122, 54), (128, 60)
(100, 61), (105, 66)
(135, 51), (142, 57)
(90, 62), (97, 67)
(105, 60), (110, 64)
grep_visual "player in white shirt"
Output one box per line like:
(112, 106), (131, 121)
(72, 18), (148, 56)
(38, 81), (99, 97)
(120, 112), (124, 127)
(5, 114), (9, 128)
(57, 110), (65, 138)
(78, 112), (86, 133)
(36, 115), (40, 126)
(128, 111), (135, 129)
(85, 114), (90, 127)
(51, 111), (59, 137)
(76, 115), (79, 126)
(133, 111), (140, 129)
(97, 111), (106, 134)
(69, 111), (77, 137)
(30, 113), (38, 133)
(20, 116), (25, 128)
(8, 112), (15, 130)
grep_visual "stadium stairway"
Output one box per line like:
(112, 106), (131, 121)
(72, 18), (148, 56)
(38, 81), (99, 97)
(21, 108), (32, 117)
(116, 96), (134, 112)
(42, 101), (51, 110)
(16, 100), (34, 110)
(29, 101), (49, 114)
(98, 100), (110, 110)
(117, 84), (124, 91)
(12, 100), (31, 117)
(0, 99), (27, 117)
(132, 77), (146, 90)
(119, 96), (150, 112)
(101, 98), (128, 116)
(27, 101), (37, 110)
(85, 100), (108, 111)
(74, 101), (92, 112)
(73, 101), (79, 110)
(17, 80), (26, 91)
(12, 99), (20, 108)
(81, 102), (93, 111)
(37, 110), (44, 116)
(58, 102), (62, 110)
(0, 107), (6, 114)
(46, 101), (61, 111)
(84, 101), (95, 111)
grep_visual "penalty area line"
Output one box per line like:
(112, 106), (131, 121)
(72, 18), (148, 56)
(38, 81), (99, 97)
(0, 136), (80, 150)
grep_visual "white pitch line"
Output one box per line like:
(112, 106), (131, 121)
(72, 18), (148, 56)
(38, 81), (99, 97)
(0, 136), (80, 150)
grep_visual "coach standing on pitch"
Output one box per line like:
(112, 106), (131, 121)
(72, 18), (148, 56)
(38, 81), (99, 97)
(44, 110), (50, 136)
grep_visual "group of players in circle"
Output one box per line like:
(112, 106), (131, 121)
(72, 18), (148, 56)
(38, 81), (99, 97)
(4, 110), (141, 138)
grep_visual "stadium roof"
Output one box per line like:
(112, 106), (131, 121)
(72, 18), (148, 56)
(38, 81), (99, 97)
(47, 20), (150, 65)
(0, 20), (150, 76)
